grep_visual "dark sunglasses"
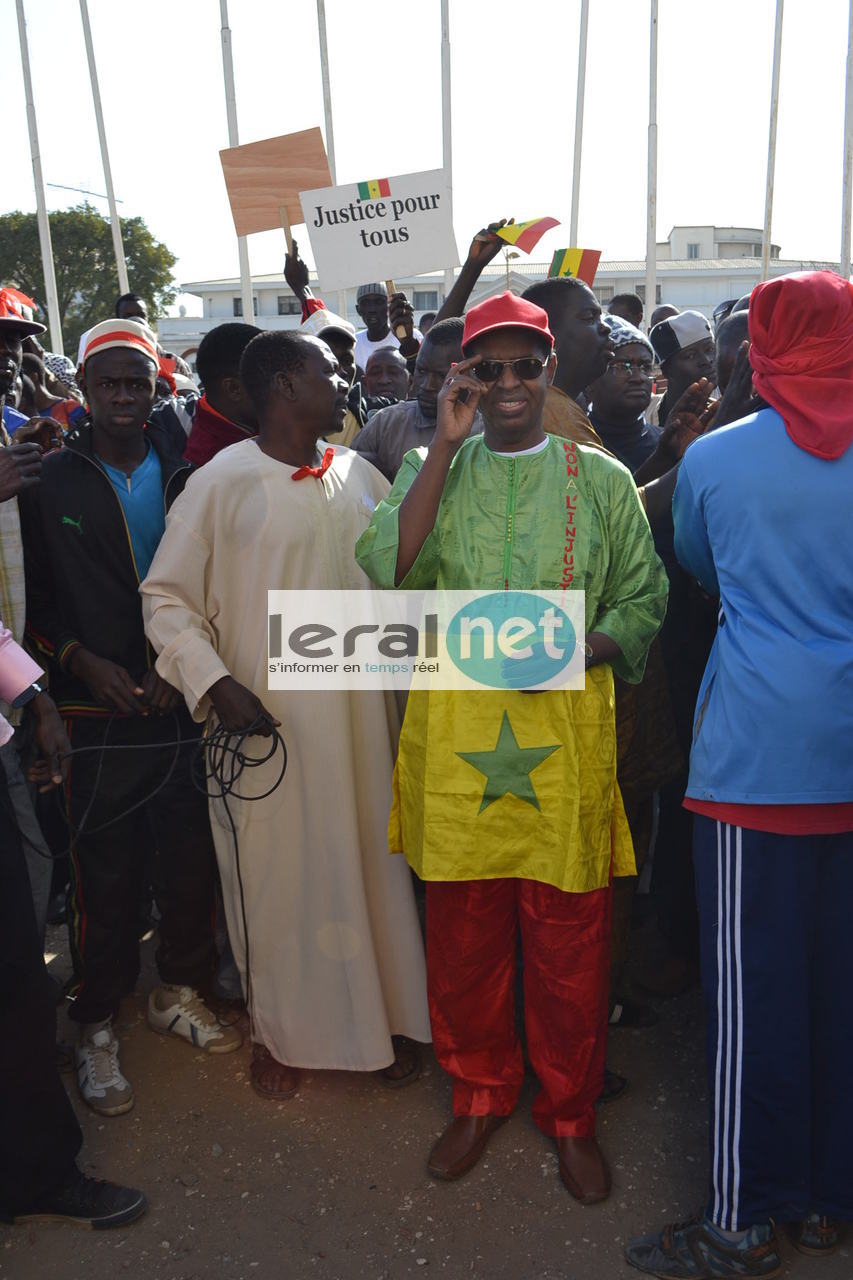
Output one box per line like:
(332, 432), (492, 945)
(472, 356), (549, 383)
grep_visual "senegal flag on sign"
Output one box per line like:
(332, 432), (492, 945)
(358, 177), (391, 200)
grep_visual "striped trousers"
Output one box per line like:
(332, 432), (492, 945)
(694, 816), (853, 1229)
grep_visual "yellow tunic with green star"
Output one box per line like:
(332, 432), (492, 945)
(355, 433), (668, 893)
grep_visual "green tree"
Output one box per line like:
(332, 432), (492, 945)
(0, 203), (177, 355)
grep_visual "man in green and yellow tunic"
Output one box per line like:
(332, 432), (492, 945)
(356, 292), (667, 1202)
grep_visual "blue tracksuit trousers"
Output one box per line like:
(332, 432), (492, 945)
(693, 816), (853, 1229)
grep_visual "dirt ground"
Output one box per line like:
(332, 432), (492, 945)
(2, 923), (850, 1280)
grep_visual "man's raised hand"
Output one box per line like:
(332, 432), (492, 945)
(284, 238), (311, 299)
(434, 357), (484, 448)
(658, 378), (718, 463)
(389, 292), (416, 341)
(467, 220), (513, 270)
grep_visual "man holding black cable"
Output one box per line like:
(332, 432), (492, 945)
(18, 318), (240, 1121)
(141, 329), (430, 1102)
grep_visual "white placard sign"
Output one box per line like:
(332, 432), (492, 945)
(298, 169), (459, 293)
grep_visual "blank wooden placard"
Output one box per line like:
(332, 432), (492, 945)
(220, 128), (332, 236)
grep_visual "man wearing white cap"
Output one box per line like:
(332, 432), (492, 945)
(19, 319), (240, 1120)
(648, 310), (716, 428)
(354, 282), (421, 375)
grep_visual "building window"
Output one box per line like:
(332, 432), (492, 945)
(752, 243), (763, 256)
(634, 285), (662, 305)
(593, 285), (614, 304)
(687, 243), (700, 259)
(413, 289), (439, 311)
(277, 295), (301, 316)
(233, 297), (258, 317)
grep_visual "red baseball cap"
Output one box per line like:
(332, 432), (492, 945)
(461, 291), (553, 354)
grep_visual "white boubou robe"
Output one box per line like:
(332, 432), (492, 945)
(141, 439), (430, 1069)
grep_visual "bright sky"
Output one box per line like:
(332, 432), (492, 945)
(3, 0), (850, 317)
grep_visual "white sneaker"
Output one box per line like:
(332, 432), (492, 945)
(75, 1022), (134, 1116)
(147, 985), (243, 1054)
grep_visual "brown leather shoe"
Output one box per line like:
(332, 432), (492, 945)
(556, 1136), (611, 1204)
(427, 1115), (508, 1181)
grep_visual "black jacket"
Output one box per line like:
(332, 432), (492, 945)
(18, 418), (191, 713)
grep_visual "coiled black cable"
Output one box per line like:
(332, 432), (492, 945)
(3, 711), (287, 1027)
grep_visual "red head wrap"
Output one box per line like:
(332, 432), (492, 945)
(749, 270), (853, 460)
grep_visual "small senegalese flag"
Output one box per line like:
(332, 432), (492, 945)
(495, 216), (560, 255)
(358, 177), (391, 200)
(548, 248), (601, 286)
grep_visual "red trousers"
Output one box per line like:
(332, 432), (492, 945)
(425, 877), (612, 1138)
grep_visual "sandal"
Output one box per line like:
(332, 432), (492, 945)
(250, 1043), (299, 1099)
(625, 1212), (781, 1278)
(378, 1036), (422, 1089)
(792, 1214), (842, 1256)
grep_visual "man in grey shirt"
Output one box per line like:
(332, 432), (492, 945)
(353, 318), (482, 482)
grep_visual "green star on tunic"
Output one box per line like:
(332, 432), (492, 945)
(457, 711), (561, 814)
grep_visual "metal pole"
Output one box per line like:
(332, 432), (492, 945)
(441, 0), (454, 302)
(842, 0), (853, 278)
(644, 0), (658, 329)
(761, 0), (784, 282)
(316, 0), (337, 183)
(315, 0), (348, 320)
(220, 0), (253, 323)
(15, 0), (63, 353)
(569, 0), (589, 246)
(79, 0), (128, 296)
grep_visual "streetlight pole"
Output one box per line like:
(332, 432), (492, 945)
(569, 0), (590, 246)
(15, 0), (63, 352)
(79, 0), (129, 296)
(761, 0), (784, 282)
(644, 0), (658, 328)
(219, 0), (254, 323)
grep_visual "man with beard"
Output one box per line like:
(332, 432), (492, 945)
(141, 331), (431, 1100)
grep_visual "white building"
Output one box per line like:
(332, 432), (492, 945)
(158, 225), (838, 364)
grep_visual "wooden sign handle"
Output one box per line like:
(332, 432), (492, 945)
(281, 207), (294, 254)
(385, 278), (408, 340)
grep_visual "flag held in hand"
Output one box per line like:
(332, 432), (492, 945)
(548, 248), (601, 286)
(495, 217), (560, 255)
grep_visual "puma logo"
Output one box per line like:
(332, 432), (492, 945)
(61, 515), (83, 535)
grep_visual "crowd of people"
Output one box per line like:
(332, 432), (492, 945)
(0, 220), (850, 1279)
